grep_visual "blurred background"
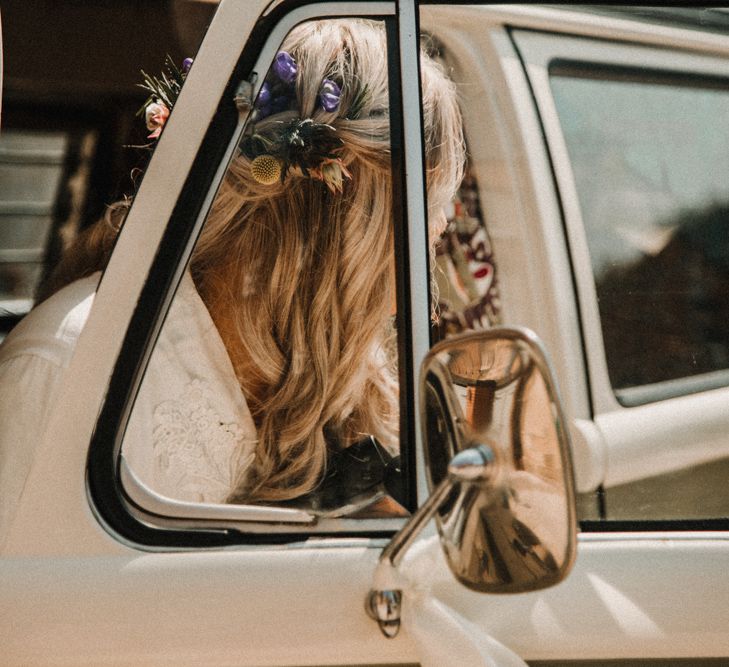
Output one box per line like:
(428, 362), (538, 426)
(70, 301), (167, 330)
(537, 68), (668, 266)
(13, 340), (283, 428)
(0, 0), (217, 334)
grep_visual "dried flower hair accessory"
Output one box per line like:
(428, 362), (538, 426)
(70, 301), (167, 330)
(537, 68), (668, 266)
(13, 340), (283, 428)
(242, 117), (351, 193)
(243, 51), (353, 193)
(136, 56), (192, 141)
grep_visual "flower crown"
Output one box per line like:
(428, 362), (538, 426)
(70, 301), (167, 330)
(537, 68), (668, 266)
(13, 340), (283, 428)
(139, 52), (364, 194)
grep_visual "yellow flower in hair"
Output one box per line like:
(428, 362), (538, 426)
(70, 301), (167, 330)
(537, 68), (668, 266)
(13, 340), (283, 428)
(251, 155), (282, 185)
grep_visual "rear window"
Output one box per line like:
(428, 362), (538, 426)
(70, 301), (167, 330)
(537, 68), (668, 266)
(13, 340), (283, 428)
(551, 66), (729, 404)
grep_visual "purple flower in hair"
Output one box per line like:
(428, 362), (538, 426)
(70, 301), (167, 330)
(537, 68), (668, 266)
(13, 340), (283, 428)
(319, 79), (341, 113)
(273, 51), (297, 84)
(182, 57), (193, 74)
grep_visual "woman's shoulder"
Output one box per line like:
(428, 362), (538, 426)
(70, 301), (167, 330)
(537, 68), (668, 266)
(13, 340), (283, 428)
(0, 273), (101, 369)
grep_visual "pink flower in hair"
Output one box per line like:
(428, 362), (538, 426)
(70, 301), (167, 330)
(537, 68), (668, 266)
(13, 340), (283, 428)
(145, 102), (170, 139)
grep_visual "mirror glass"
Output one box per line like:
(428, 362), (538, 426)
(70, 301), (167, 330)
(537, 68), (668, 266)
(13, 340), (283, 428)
(421, 328), (577, 593)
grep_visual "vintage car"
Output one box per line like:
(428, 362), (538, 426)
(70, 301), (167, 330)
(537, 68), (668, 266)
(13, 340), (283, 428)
(3, 2), (729, 665)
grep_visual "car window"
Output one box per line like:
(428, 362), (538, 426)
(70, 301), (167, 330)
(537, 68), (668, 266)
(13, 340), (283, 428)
(119, 16), (413, 525)
(551, 67), (729, 405)
(433, 164), (502, 339)
(547, 60), (729, 523)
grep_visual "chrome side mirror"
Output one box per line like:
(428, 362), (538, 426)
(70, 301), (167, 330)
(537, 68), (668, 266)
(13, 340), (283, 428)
(366, 328), (577, 637)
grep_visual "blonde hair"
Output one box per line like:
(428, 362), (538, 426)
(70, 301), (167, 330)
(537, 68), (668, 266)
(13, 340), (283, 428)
(43, 19), (465, 504)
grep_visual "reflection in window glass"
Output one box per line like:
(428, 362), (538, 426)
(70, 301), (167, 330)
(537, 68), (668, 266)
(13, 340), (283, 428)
(552, 71), (729, 396)
(423, 40), (501, 341)
(434, 164), (502, 340)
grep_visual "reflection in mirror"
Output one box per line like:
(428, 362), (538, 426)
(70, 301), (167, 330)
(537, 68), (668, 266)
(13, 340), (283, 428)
(421, 328), (577, 593)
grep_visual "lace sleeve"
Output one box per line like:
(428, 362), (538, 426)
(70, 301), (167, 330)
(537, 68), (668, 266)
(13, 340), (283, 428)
(151, 378), (254, 504)
(120, 271), (257, 505)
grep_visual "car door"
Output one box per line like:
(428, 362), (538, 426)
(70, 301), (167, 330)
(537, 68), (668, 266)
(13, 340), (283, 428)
(1, 2), (426, 665)
(512, 20), (729, 525)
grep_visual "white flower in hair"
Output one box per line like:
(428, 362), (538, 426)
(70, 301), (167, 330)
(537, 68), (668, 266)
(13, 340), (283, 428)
(145, 102), (170, 139)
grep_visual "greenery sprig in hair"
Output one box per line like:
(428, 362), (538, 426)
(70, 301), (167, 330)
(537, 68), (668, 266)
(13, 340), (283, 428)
(346, 84), (369, 121)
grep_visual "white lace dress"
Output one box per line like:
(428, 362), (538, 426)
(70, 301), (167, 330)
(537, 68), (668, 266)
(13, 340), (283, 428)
(0, 270), (257, 539)
(122, 272), (257, 502)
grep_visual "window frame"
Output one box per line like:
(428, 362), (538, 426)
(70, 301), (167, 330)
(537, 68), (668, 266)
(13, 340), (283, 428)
(85, 0), (435, 548)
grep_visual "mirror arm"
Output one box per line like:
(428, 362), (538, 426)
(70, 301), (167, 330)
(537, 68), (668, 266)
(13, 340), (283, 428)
(366, 444), (495, 638)
(379, 476), (452, 569)
(365, 477), (452, 638)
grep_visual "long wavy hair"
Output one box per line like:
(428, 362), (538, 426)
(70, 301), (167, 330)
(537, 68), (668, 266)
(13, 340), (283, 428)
(42, 19), (465, 504)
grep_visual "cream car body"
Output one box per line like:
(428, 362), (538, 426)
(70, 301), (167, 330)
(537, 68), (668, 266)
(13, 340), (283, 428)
(2, 2), (729, 665)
